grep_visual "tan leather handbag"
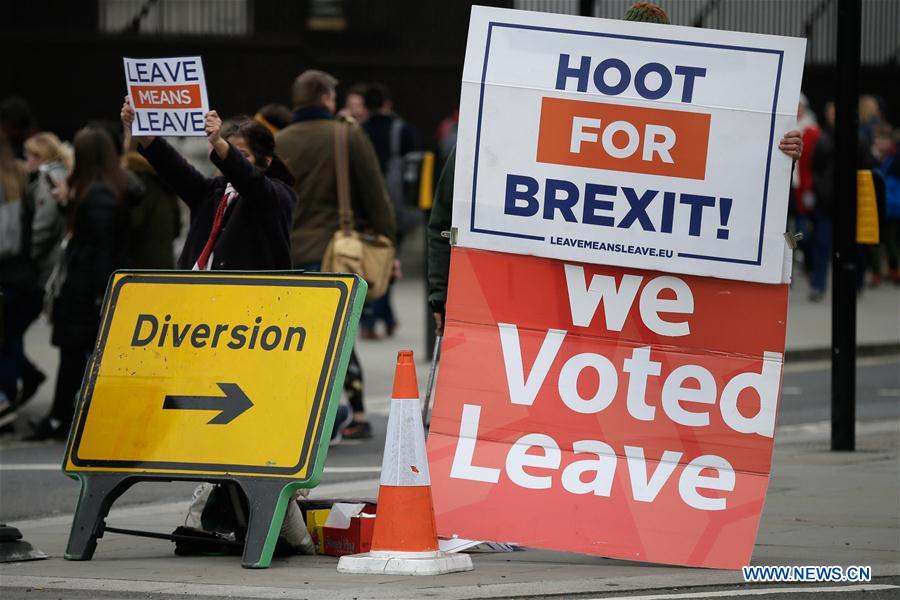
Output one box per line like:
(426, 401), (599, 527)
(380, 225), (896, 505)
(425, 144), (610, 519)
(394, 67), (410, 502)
(321, 120), (395, 301)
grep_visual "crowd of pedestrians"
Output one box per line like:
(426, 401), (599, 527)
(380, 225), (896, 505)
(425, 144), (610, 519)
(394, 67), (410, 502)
(0, 69), (431, 444)
(790, 93), (900, 301)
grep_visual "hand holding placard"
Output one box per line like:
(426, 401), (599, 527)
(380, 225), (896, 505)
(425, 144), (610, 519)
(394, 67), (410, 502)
(204, 110), (230, 160)
(123, 56), (210, 137)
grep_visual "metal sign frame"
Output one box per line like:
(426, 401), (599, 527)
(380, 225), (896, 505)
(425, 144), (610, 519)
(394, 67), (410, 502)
(61, 270), (366, 569)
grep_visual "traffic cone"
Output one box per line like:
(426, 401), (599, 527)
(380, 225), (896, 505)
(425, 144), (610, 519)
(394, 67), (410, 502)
(337, 350), (473, 576)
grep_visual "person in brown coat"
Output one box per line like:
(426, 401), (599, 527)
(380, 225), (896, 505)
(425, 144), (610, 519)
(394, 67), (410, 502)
(275, 69), (396, 440)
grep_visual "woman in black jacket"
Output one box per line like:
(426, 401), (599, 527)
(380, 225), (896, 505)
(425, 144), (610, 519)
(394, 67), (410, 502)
(28, 128), (128, 440)
(121, 98), (296, 271)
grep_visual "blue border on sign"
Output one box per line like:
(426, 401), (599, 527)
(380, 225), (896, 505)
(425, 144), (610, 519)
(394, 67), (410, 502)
(470, 21), (785, 265)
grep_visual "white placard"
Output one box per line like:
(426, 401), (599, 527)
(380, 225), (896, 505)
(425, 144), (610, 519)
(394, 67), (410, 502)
(123, 56), (210, 137)
(452, 7), (806, 283)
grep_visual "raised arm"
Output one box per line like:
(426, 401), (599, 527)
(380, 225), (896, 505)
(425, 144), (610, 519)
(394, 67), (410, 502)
(121, 97), (211, 208)
(205, 111), (288, 212)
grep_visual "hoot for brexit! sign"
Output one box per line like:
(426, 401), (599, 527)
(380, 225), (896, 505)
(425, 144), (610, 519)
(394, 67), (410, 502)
(427, 248), (788, 569)
(452, 7), (806, 283)
(124, 56), (210, 136)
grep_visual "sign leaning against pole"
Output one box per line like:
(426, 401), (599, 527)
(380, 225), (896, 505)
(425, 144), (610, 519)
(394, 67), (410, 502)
(427, 7), (805, 570)
(63, 271), (365, 568)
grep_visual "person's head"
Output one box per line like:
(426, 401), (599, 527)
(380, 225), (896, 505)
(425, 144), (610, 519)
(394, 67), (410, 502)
(221, 116), (276, 168)
(859, 95), (881, 124)
(221, 116), (294, 185)
(24, 132), (67, 172)
(872, 123), (895, 159)
(623, 2), (670, 24)
(0, 96), (34, 137)
(68, 127), (127, 204)
(291, 70), (338, 113)
(254, 103), (292, 134)
(343, 84), (369, 122)
(363, 83), (392, 114)
(86, 119), (124, 157)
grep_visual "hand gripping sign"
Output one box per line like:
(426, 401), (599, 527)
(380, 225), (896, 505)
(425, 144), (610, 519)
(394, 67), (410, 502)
(452, 7), (806, 283)
(124, 56), (210, 136)
(63, 271), (365, 568)
(427, 248), (788, 569)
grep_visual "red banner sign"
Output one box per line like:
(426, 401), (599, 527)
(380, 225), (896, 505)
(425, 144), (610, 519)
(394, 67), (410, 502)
(427, 247), (789, 569)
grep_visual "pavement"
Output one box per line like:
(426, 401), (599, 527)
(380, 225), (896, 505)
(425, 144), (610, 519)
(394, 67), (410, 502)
(0, 257), (898, 599)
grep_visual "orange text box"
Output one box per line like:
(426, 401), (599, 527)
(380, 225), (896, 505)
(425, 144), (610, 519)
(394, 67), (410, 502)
(131, 84), (203, 109)
(537, 97), (711, 180)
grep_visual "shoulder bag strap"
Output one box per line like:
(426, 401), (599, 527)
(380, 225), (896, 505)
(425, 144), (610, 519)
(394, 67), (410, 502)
(334, 120), (353, 235)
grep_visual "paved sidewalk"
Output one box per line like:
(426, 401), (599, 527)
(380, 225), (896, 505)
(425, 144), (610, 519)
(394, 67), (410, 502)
(1, 419), (897, 599)
(2, 261), (897, 599)
(784, 275), (900, 354)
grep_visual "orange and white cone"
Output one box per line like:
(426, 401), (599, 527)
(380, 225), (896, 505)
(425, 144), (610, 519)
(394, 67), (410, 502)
(337, 350), (473, 576)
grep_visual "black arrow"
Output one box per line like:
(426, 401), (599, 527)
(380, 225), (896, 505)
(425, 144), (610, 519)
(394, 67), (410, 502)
(163, 383), (253, 424)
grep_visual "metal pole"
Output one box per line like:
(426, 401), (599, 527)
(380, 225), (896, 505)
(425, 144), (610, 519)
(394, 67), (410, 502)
(579, 0), (593, 18)
(830, 0), (861, 452)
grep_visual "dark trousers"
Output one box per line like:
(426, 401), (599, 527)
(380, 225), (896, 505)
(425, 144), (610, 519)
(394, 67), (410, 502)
(811, 211), (833, 293)
(51, 346), (90, 430)
(360, 283), (396, 331)
(297, 262), (365, 414)
(0, 286), (42, 403)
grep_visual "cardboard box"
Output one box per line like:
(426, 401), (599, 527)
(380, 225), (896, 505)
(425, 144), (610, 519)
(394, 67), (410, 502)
(322, 502), (377, 557)
(305, 509), (330, 554)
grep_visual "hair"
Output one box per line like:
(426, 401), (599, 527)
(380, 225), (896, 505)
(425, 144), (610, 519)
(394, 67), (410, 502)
(254, 103), (293, 133)
(0, 130), (26, 201)
(221, 116), (294, 186)
(25, 132), (70, 169)
(624, 2), (670, 24)
(859, 95), (881, 123)
(68, 127), (128, 207)
(346, 83), (368, 99)
(291, 70), (338, 110)
(87, 119), (124, 157)
(363, 83), (391, 112)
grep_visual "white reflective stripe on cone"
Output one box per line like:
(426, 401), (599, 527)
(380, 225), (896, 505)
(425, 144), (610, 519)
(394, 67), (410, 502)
(380, 398), (431, 486)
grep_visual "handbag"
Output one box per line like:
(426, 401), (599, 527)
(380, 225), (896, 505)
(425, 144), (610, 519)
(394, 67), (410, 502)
(321, 119), (395, 301)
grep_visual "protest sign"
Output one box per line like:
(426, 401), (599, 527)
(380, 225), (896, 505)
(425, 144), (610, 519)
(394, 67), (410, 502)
(452, 7), (806, 283)
(427, 247), (788, 569)
(123, 56), (210, 136)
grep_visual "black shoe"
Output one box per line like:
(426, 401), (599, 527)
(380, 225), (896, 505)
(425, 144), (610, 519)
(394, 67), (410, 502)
(0, 398), (18, 430)
(342, 419), (372, 440)
(18, 367), (46, 406)
(23, 417), (68, 442)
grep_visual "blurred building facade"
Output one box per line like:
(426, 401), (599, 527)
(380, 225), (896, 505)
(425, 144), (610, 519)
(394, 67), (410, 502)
(3, 0), (898, 144)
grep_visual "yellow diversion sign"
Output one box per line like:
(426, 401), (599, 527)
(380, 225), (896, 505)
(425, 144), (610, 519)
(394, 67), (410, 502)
(63, 271), (365, 569)
(65, 271), (364, 481)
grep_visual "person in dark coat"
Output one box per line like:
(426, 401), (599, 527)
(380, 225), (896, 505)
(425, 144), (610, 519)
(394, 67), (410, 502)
(27, 127), (129, 440)
(123, 151), (181, 269)
(121, 98), (295, 271)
